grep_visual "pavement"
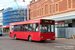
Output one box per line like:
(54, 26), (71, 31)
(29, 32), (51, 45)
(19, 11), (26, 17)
(54, 38), (75, 45)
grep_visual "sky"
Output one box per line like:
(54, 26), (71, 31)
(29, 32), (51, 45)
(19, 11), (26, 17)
(0, 0), (32, 10)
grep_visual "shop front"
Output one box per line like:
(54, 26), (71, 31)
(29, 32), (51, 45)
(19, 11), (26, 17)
(54, 17), (75, 38)
(3, 25), (9, 33)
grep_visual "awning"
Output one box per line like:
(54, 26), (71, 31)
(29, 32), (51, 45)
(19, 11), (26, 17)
(3, 25), (10, 28)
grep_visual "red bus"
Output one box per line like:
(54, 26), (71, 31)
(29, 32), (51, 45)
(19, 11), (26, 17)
(9, 19), (55, 41)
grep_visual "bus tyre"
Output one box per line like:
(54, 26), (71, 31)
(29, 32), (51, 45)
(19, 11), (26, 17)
(14, 35), (17, 40)
(28, 36), (32, 42)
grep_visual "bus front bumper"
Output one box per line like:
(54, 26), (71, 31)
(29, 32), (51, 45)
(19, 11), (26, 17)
(38, 36), (55, 41)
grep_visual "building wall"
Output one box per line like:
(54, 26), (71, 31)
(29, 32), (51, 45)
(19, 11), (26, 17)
(2, 8), (27, 26)
(0, 9), (3, 33)
(30, 0), (75, 20)
(0, 10), (3, 25)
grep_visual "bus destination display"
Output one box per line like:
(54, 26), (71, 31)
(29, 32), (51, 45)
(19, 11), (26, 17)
(42, 20), (54, 23)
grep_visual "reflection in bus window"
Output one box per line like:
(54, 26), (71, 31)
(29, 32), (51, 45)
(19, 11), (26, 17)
(23, 24), (28, 31)
(40, 24), (51, 33)
(18, 25), (22, 31)
(33, 23), (38, 32)
(28, 24), (32, 31)
(51, 25), (55, 32)
(48, 25), (51, 32)
(40, 24), (55, 33)
(14, 25), (18, 31)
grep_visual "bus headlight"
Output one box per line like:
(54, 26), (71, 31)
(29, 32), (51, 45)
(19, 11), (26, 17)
(41, 37), (43, 38)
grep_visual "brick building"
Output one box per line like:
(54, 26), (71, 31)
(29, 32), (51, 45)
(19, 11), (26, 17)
(30, 0), (75, 27)
(30, 0), (75, 38)
(30, 0), (75, 19)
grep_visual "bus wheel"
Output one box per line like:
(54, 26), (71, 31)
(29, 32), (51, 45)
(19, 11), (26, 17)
(28, 36), (32, 42)
(14, 35), (17, 40)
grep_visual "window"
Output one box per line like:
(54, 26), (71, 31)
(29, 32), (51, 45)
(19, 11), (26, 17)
(62, 24), (65, 27)
(56, 4), (58, 11)
(31, 12), (32, 17)
(59, 25), (62, 27)
(37, 10), (39, 16)
(18, 25), (23, 31)
(51, 25), (55, 32)
(41, 8), (43, 15)
(35, 0), (38, 2)
(45, 4), (48, 15)
(65, 24), (68, 27)
(50, 5), (52, 13)
(40, 24), (51, 33)
(33, 23), (39, 32)
(48, 24), (51, 32)
(68, 0), (72, 9)
(55, 24), (65, 28)
(28, 24), (32, 31)
(14, 25), (18, 31)
(10, 25), (14, 31)
(23, 24), (28, 31)
(55, 24), (58, 28)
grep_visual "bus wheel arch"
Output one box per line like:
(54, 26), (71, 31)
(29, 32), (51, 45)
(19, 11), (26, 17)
(28, 35), (32, 42)
(14, 34), (17, 40)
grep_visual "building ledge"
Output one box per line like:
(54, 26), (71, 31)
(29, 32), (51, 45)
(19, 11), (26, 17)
(37, 11), (75, 21)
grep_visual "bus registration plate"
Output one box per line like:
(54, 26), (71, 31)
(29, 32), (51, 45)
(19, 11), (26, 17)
(47, 39), (50, 40)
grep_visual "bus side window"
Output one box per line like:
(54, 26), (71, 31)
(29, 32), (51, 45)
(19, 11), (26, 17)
(14, 25), (18, 31)
(33, 23), (39, 32)
(23, 24), (28, 31)
(28, 24), (32, 31)
(18, 25), (23, 31)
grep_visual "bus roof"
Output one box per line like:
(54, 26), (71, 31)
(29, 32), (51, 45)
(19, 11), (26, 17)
(10, 19), (55, 25)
